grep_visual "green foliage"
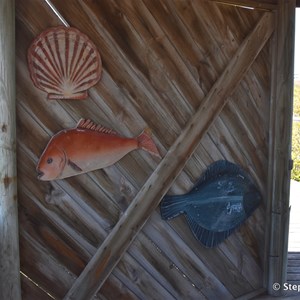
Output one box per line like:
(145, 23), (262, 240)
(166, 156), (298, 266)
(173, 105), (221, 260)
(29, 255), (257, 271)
(292, 82), (300, 181)
(292, 122), (300, 181)
(294, 83), (300, 117)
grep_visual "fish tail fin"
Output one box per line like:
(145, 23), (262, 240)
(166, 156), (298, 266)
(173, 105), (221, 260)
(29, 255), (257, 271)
(160, 195), (186, 220)
(137, 128), (161, 158)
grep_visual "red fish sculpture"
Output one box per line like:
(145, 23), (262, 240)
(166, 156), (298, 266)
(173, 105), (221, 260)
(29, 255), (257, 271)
(37, 119), (161, 180)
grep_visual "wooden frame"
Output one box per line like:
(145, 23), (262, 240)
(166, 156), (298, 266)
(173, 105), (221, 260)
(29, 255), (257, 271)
(1, 0), (296, 298)
(0, 0), (21, 299)
(265, 0), (296, 296)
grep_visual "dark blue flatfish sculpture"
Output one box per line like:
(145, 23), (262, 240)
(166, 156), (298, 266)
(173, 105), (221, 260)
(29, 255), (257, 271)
(160, 160), (262, 248)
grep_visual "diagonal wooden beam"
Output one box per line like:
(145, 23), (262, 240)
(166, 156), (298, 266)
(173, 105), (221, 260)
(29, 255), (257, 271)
(63, 12), (275, 300)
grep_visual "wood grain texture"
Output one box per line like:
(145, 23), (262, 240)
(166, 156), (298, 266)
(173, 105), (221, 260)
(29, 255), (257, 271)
(0, 0), (21, 299)
(21, 273), (54, 300)
(16, 0), (277, 298)
(63, 12), (274, 300)
(266, 0), (295, 296)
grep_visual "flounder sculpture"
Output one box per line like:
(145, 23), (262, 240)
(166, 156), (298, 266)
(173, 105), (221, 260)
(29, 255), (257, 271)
(160, 160), (261, 248)
(28, 26), (101, 100)
(37, 119), (160, 180)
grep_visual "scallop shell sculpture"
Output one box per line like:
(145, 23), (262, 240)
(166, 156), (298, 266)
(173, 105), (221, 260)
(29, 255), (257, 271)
(27, 26), (102, 100)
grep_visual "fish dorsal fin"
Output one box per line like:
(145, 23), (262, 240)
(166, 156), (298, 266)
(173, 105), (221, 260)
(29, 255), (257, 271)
(76, 119), (117, 135)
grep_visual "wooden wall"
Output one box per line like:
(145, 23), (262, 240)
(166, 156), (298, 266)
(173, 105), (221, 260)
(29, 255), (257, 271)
(0, 0), (21, 299)
(14, 0), (290, 299)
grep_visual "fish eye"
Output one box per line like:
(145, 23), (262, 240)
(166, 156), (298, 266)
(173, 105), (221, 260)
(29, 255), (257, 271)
(47, 157), (53, 164)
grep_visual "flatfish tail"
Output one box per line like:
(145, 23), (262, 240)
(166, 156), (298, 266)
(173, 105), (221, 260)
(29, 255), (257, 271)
(185, 214), (235, 248)
(160, 194), (188, 220)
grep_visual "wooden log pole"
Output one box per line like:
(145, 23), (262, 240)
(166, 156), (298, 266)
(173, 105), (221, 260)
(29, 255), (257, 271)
(266, 0), (295, 296)
(64, 12), (274, 300)
(0, 0), (21, 299)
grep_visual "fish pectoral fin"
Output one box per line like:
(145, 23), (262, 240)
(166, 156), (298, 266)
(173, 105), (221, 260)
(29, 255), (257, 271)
(68, 159), (83, 172)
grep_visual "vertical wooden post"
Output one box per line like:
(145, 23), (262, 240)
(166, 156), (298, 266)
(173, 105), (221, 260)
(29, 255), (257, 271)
(266, 0), (295, 296)
(0, 0), (21, 299)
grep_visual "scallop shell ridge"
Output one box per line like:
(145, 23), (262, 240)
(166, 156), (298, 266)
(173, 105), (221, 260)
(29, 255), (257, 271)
(27, 26), (102, 100)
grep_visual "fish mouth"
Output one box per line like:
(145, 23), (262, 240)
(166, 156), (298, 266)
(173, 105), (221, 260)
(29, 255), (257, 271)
(37, 169), (45, 180)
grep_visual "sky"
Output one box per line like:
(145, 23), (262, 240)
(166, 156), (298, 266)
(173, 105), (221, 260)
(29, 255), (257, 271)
(295, 8), (300, 79)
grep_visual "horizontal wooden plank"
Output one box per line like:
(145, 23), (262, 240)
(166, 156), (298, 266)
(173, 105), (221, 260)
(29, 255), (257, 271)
(287, 274), (300, 281)
(288, 253), (300, 260)
(287, 266), (300, 274)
